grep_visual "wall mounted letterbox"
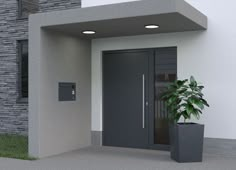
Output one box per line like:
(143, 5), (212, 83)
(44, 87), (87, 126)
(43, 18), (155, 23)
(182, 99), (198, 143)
(58, 82), (76, 101)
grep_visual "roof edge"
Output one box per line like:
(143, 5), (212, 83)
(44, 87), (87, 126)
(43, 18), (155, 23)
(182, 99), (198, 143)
(176, 0), (207, 29)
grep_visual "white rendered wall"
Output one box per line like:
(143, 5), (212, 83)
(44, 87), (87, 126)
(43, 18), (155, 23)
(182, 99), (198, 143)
(82, 0), (139, 7)
(91, 0), (236, 139)
(29, 29), (91, 158)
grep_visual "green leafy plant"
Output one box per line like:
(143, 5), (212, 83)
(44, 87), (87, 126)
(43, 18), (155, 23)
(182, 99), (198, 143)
(161, 76), (209, 123)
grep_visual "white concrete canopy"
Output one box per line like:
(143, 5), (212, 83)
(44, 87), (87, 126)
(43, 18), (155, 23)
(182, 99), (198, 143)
(29, 0), (207, 158)
(43, 0), (207, 38)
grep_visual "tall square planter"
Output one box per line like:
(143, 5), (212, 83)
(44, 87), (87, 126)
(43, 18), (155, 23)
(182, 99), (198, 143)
(169, 123), (204, 163)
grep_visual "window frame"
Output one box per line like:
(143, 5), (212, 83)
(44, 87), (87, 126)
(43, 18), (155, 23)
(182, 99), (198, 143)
(17, 0), (25, 19)
(17, 40), (29, 102)
(17, 0), (38, 19)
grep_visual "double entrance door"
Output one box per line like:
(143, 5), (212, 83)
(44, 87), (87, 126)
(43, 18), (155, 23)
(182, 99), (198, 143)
(103, 47), (177, 150)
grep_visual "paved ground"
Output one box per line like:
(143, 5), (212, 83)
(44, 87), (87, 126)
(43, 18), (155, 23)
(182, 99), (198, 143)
(0, 146), (235, 170)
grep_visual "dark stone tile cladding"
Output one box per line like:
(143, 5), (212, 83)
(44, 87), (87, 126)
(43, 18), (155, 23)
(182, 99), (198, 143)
(0, 0), (81, 135)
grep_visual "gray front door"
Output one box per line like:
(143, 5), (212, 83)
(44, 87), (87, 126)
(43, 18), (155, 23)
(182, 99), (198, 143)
(103, 50), (150, 149)
(102, 47), (177, 150)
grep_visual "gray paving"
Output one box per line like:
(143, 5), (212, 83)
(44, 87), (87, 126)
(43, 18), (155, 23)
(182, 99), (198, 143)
(0, 146), (235, 170)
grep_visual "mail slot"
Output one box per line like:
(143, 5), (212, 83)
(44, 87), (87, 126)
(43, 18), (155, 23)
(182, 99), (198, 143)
(58, 82), (76, 101)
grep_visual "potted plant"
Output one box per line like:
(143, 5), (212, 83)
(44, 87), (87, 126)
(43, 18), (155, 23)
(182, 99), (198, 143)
(162, 76), (209, 163)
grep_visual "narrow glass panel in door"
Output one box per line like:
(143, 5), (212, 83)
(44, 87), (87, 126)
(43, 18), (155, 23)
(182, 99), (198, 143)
(154, 47), (177, 145)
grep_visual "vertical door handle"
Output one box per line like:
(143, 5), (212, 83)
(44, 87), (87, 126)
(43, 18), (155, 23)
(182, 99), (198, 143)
(142, 74), (145, 129)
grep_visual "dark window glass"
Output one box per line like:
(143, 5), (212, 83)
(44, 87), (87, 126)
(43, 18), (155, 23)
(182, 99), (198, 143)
(154, 47), (177, 145)
(18, 40), (28, 98)
(18, 0), (38, 18)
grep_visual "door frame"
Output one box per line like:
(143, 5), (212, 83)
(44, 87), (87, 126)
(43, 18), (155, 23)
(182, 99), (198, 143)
(102, 47), (177, 151)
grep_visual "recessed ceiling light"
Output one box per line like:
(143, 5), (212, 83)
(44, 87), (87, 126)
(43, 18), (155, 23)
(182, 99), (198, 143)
(82, 30), (96, 34)
(145, 25), (159, 29)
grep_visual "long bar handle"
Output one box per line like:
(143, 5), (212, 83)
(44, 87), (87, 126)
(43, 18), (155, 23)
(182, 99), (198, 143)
(142, 74), (145, 129)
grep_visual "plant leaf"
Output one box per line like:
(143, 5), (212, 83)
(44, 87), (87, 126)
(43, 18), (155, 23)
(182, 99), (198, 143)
(201, 98), (210, 107)
(190, 76), (195, 83)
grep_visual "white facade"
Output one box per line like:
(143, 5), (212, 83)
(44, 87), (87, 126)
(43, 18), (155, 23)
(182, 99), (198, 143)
(90, 0), (236, 140)
(29, 0), (236, 158)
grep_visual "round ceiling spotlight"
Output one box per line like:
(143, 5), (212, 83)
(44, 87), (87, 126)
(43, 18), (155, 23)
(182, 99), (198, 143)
(145, 25), (159, 29)
(82, 30), (96, 34)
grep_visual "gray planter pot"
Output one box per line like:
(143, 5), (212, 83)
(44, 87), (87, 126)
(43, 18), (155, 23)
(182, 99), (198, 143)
(169, 123), (204, 163)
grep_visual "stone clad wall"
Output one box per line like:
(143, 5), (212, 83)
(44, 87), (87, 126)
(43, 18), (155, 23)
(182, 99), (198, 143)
(21, 0), (39, 17)
(0, 0), (81, 135)
(39, 0), (81, 12)
(0, 0), (28, 135)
